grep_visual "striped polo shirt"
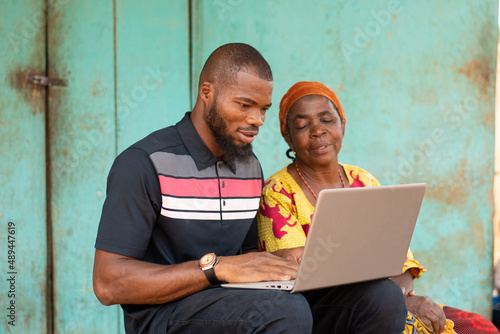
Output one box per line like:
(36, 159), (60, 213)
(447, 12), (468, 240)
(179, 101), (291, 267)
(95, 112), (263, 266)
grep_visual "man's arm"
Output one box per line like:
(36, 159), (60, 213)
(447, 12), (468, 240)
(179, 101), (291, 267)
(93, 249), (299, 306)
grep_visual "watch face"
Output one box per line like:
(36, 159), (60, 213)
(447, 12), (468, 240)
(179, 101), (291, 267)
(200, 253), (215, 266)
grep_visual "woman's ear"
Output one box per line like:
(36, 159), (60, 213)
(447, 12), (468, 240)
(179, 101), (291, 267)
(284, 131), (294, 152)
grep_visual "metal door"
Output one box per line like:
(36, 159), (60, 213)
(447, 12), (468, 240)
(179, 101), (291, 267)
(1, 1), (48, 333)
(1, 0), (190, 332)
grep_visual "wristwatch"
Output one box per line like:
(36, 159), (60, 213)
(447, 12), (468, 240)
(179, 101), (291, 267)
(199, 253), (221, 285)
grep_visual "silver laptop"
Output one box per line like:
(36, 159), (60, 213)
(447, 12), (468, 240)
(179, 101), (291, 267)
(221, 183), (426, 293)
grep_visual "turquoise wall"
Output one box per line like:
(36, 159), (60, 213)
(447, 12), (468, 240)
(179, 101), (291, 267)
(0, 0), (497, 332)
(0, 1), (48, 333)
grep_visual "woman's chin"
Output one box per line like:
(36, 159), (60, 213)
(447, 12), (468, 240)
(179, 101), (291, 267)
(301, 155), (339, 167)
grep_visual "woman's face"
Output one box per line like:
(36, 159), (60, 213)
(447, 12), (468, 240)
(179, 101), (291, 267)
(285, 95), (345, 168)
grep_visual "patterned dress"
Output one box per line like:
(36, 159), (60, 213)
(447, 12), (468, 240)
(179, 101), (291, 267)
(257, 164), (498, 334)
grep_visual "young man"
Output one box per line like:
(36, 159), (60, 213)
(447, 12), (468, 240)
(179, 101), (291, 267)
(93, 43), (406, 333)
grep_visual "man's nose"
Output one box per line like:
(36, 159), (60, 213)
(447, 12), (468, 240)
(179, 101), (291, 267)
(247, 109), (265, 127)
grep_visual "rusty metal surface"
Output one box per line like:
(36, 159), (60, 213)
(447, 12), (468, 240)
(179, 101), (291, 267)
(46, 0), (120, 332)
(115, 0), (190, 153)
(0, 0), (48, 333)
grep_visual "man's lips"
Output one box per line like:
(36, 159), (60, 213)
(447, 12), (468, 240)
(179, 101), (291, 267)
(237, 130), (259, 144)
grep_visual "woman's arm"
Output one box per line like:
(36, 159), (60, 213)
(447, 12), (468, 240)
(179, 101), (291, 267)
(390, 271), (447, 334)
(390, 270), (413, 295)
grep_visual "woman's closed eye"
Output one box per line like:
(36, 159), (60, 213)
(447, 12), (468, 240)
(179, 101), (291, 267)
(295, 122), (308, 130)
(295, 118), (335, 130)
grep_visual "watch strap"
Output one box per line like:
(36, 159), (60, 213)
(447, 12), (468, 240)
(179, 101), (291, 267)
(202, 267), (221, 285)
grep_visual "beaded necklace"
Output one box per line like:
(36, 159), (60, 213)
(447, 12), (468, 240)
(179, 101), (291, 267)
(294, 161), (345, 200)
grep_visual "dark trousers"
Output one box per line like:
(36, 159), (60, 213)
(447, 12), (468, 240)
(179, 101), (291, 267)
(303, 278), (407, 334)
(151, 278), (405, 333)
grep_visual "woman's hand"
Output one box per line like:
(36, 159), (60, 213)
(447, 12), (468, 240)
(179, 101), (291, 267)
(406, 291), (447, 334)
(391, 271), (447, 333)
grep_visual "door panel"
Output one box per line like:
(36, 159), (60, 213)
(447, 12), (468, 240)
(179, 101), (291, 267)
(0, 1), (48, 333)
(47, 0), (118, 332)
(116, 0), (190, 152)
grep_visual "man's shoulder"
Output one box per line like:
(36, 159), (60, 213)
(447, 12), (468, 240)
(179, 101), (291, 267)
(109, 124), (186, 178)
(129, 124), (183, 156)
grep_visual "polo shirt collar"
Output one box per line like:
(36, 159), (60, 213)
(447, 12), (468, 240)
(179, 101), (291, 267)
(176, 112), (237, 173)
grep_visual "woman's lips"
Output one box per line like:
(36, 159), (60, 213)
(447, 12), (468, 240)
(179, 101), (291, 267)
(311, 143), (331, 153)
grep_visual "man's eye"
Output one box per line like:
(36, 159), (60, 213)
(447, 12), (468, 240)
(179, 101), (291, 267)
(239, 103), (250, 108)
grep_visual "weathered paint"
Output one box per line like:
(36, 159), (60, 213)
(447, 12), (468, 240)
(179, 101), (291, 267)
(47, 0), (118, 332)
(193, 0), (498, 317)
(0, 0), (48, 333)
(115, 0), (190, 152)
(495, 30), (500, 279)
(0, 0), (498, 332)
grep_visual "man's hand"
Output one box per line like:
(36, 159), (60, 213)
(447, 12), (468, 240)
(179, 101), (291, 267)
(271, 247), (304, 264)
(406, 292), (447, 334)
(215, 251), (299, 283)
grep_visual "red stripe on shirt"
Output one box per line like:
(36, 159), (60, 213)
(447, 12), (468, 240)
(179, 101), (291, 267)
(159, 176), (261, 198)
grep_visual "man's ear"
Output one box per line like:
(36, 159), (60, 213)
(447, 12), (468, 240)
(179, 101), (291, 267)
(200, 82), (214, 104)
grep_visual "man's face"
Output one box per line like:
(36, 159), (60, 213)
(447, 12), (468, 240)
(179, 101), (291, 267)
(205, 71), (273, 162)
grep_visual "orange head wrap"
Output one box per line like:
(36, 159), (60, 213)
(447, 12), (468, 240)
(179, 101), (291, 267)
(279, 81), (346, 138)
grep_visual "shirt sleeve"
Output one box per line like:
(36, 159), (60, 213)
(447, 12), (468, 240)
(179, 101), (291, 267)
(95, 147), (162, 259)
(257, 179), (307, 253)
(402, 248), (426, 279)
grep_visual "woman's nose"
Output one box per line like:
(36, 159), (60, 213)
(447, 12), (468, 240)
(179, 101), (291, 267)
(310, 122), (325, 136)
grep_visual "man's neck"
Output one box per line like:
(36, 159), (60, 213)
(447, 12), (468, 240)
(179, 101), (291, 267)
(190, 105), (223, 159)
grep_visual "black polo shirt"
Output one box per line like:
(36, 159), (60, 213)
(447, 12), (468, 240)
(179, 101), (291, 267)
(95, 112), (263, 332)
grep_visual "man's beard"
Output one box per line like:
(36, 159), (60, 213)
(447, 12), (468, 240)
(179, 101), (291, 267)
(205, 102), (255, 163)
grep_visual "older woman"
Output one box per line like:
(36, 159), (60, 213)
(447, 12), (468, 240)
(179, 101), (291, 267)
(257, 81), (498, 334)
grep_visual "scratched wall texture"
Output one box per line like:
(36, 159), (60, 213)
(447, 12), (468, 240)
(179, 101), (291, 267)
(0, 1), (49, 333)
(0, 0), (497, 333)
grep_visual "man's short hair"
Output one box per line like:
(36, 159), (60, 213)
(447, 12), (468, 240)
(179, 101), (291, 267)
(199, 43), (273, 88)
